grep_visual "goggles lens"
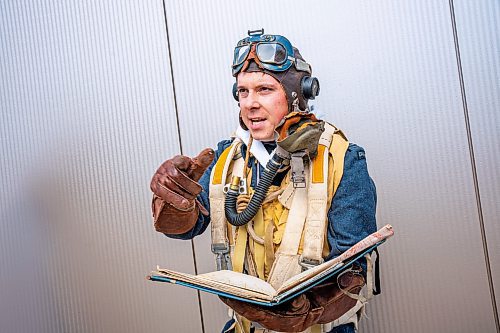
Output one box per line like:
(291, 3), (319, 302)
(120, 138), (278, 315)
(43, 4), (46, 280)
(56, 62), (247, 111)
(256, 43), (287, 64)
(233, 45), (250, 67)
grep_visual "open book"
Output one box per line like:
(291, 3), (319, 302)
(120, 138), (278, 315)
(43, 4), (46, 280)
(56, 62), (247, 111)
(148, 224), (393, 306)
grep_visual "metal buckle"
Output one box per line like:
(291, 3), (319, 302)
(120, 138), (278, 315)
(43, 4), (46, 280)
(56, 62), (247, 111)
(299, 255), (324, 271)
(223, 178), (247, 194)
(290, 151), (307, 188)
(238, 178), (247, 194)
(211, 243), (233, 271)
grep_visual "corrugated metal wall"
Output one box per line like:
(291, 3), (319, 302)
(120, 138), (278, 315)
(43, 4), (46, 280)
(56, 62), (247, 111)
(1, 0), (498, 332)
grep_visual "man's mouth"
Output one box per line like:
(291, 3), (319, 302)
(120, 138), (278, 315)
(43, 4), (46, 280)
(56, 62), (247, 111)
(250, 117), (266, 124)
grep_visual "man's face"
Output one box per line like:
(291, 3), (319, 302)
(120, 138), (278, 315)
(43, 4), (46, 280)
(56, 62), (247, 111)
(237, 71), (288, 141)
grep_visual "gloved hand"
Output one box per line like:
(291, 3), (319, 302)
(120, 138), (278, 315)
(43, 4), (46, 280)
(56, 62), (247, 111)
(220, 269), (365, 332)
(150, 148), (214, 234)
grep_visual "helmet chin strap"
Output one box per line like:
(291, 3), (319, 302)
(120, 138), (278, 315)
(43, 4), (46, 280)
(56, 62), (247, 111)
(276, 92), (310, 130)
(291, 91), (308, 113)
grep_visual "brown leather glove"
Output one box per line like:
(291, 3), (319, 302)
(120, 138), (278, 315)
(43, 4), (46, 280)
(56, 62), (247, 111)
(220, 269), (365, 332)
(150, 148), (214, 234)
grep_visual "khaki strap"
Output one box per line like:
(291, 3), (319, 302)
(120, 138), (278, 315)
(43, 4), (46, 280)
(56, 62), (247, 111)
(230, 154), (249, 273)
(302, 123), (349, 265)
(274, 184), (308, 256)
(277, 180), (295, 209)
(267, 166), (309, 289)
(301, 143), (329, 264)
(210, 140), (242, 251)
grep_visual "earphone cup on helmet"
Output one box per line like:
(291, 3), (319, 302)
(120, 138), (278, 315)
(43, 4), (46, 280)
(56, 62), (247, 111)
(301, 76), (320, 100)
(232, 82), (239, 101)
(239, 111), (248, 130)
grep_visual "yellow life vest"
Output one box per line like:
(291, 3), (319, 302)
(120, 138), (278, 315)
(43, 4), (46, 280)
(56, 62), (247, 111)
(210, 123), (350, 333)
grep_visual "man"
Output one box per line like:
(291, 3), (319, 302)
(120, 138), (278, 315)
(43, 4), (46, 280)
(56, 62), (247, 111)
(150, 29), (377, 333)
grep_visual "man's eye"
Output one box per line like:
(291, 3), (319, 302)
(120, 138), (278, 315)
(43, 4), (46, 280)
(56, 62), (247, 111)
(238, 88), (249, 97)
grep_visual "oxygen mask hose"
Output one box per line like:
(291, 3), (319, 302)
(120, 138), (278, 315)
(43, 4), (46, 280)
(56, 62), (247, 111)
(224, 146), (290, 227)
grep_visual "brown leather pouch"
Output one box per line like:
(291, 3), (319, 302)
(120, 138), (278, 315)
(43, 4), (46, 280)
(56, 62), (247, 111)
(220, 270), (365, 332)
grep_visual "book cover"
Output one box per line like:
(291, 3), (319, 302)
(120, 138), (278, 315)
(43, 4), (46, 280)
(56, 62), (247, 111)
(148, 224), (393, 307)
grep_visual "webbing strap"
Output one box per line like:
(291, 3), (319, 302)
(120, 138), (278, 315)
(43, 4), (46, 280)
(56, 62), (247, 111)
(210, 140), (241, 265)
(277, 180), (295, 209)
(267, 165), (309, 289)
(301, 123), (339, 265)
(227, 152), (248, 273)
(301, 144), (329, 265)
(274, 182), (308, 256)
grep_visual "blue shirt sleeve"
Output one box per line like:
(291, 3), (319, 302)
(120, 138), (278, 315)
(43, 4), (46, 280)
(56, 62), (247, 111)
(165, 139), (233, 240)
(325, 143), (377, 266)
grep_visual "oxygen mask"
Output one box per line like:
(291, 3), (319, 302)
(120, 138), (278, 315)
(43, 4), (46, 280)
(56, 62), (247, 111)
(276, 111), (325, 158)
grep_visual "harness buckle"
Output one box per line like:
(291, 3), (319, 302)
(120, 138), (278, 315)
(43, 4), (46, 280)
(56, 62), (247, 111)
(290, 151), (307, 188)
(212, 243), (233, 271)
(299, 255), (324, 271)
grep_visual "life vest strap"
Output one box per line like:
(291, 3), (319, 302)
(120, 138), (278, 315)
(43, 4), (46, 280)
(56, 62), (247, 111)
(210, 139), (242, 270)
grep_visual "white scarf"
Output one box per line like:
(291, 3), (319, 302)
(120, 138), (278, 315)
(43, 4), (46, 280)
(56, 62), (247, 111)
(235, 125), (276, 167)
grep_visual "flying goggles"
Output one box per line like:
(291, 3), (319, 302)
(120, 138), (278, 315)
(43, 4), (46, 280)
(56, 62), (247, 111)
(232, 29), (312, 76)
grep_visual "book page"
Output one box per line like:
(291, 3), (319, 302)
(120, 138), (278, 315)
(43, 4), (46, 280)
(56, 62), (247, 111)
(153, 268), (276, 301)
(200, 270), (276, 296)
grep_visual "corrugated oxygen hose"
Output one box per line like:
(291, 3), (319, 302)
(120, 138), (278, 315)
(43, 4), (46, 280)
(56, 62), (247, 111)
(224, 148), (288, 227)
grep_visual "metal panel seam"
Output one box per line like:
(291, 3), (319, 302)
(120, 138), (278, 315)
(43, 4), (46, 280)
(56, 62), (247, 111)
(161, 1), (206, 332)
(448, 1), (500, 331)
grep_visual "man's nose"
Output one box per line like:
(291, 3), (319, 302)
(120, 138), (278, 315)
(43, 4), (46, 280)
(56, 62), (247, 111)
(242, 91), (260, 109)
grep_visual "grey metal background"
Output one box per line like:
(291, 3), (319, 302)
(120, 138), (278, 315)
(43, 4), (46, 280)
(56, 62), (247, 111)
(1, 0), (498, 332)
